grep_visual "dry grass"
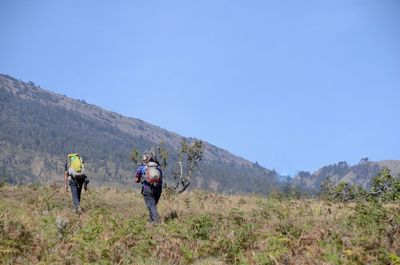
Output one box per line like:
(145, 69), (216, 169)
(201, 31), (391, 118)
(0, 185), (399, 265)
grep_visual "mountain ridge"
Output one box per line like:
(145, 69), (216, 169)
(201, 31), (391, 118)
(1, 73), (398, 194)
(292, 158), (400, 193)
(0, 74), (279, 193)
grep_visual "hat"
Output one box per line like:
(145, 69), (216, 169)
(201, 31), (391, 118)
(142, 154), (151, 163)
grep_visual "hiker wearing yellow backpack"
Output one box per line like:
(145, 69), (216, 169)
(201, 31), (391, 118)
(64, 153), (89, 214)
(135, 154), (163, 224)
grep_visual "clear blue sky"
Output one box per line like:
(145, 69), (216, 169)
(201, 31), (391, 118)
(1, 0), (399, 175)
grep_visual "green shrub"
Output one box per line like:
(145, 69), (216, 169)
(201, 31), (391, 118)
(370, 168), (400, 202)
(320, 169), (400, 202)
(190, 215), (213, 240)
(352, 201), (387, 233)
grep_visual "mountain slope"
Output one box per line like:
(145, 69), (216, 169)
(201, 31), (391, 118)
(0, 74), (279, 193)
(292, 158), (400, 193)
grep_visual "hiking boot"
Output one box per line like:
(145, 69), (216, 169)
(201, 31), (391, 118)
(75, 206), (82, 214)
(145, 221), (160, 228)
(149, 219), (161, 226)
(84, 179), (89, 191)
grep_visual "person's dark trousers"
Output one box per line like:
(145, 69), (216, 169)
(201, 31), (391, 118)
(142, 183), (162, 223)
(69, 177), (84, 211)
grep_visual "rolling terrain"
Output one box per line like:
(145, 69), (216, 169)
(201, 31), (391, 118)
(0, 74), (279, 194)
(1, 185), (399, 264)
(1, 74), (398, 194)
(293, 159), (400, 193)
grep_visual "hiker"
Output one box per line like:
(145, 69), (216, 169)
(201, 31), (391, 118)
(64, 153), (89, 213)
(135, 154), (163, 224)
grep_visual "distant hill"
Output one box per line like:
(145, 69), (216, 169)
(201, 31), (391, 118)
(0, 74), (280, 194)
(292, 158), (400, 193)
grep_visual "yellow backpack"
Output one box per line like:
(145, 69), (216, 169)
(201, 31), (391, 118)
(68, 153), (83, 172)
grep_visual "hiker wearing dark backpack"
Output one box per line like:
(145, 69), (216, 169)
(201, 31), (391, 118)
(64, 153), (89, 214)
(135, 154), (163, 224)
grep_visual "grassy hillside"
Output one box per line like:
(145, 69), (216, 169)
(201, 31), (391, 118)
(293, 159), (400, 194)
(0, 74), (280, 194)
(1, 185), (399, 264)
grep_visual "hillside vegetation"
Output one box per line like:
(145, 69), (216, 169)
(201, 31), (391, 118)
(1, 184), (399, 265)
(1, 74), (399, 195)
(293, 159), (400, 193)
(0, 74), (279, 194)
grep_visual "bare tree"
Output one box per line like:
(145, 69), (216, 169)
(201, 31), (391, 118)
(174, 139), (203, 193)
(130, 139), (203, 193)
